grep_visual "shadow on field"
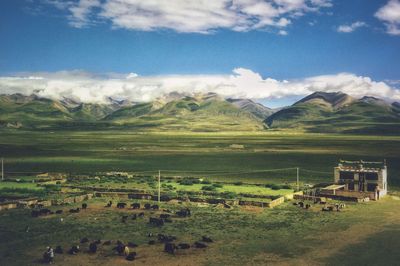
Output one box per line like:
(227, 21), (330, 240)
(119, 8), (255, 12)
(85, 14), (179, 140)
(323, 226), (400, 266)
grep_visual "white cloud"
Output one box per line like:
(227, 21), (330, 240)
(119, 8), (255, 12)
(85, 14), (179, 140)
(337, 21), (366, 33)
(126, 73), (138, 79)
(375, 0), (400, 35)
(0, 69), (399, 104)
(44, 0), (332, 33)
(278, 30), (288, 35)
(68, 0), (101, 28)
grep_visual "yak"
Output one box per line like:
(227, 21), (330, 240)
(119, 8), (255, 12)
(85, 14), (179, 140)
(131, 203), (140, 209)
(164, 243), (176, 254)
(149, 217), (164, 227)
(117, 202), (127, 209)
(194, 242), (207, 248)
(202, 236), (213, 243)
(89, 242), (97, 253)
(178, 243), (190, 249)
(176, 208), (191, 217)
(54, 246), (63, 254)
(126, 252), (137, 261)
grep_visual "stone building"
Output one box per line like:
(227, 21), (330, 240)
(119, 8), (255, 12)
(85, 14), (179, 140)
(328, 160), (387, 200)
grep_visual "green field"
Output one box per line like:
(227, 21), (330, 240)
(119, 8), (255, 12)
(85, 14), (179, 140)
(1, 129), (399, 187)
(0, 182), (41, 190)
(1, 129), (400, 265)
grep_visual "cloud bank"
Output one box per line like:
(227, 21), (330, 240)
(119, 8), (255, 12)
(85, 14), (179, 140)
(337, 21), (366, 33)
(0, 68), (399, 105)
(44, 0), (332, 33)
(375, 0), (400, 35)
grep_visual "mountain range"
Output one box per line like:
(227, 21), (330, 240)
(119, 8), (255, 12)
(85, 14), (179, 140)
(0, 91), (399, 134)
(266, 92), (400, 134)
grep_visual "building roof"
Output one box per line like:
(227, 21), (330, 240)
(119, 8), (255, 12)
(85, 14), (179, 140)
(323, 184), (346, 190)
(337, 159), (386, 171)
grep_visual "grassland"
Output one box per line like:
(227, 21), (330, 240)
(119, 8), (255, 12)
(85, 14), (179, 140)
(0, 196), (400, 266)
(1, 129), (400, 265)
(1, 129), (399, 186)
(0, 182), (41, 190)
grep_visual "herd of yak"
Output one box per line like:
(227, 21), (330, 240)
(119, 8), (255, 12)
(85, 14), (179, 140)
(30, 201), (213, 262)
(293, 201), (346, 211)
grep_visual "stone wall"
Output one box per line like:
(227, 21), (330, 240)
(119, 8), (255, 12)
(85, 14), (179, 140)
(0, 202), (18, 211)
(293, 194), (327, 203)
(268, 197), (285, 208)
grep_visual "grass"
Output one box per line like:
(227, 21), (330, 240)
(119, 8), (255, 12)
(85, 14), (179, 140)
(1, 130), (399, 187)
(0, 182), (41, 190)
(1, 197), (400, 265)
(170, 182), (293, 196)
(1, 129), (400, 265)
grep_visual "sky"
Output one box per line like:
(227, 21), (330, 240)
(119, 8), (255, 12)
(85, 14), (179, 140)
(0, 0), (399, 107)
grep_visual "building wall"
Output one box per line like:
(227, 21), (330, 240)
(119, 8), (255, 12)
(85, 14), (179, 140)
(334, 165), (387, 200)
(379, 167), (387, 196)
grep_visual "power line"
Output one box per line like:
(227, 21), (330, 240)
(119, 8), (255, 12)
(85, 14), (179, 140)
(300, 169), (332, 175)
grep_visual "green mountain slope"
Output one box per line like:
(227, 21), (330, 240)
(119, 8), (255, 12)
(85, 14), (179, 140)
(227, 98), (274, 119)
(265, 92), (400, 134)
(70, 103), (115, 120)
(105, 94), (264, 131)
(2, 91), (398, 134)
(0, 93), (267, 131)
(0, 94), (72, 127)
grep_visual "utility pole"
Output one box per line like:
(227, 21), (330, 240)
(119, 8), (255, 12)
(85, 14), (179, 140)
(1, 157), (4, 181)
(158, 170), (161, 203)
(296, 167), (299, 191)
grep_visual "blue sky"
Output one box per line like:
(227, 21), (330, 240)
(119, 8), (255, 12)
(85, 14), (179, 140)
(0, 0), (399, 107)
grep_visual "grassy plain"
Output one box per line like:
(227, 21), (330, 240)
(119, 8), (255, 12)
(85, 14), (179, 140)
(1, 129), (400, 265)
(1, 129), (400, 186)
(0, 197), (400, 265)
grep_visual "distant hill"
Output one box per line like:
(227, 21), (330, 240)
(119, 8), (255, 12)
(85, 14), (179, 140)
(265, 91), (400, 134)
(0, 94), (72, 127)
(393, 102), (400, 111)
(104, 93), (266, 131)
(0, 92), (271, 131)
(227, 98), (274, 119)
(1, 91), (399, 134)
(70, 103), (115, 121)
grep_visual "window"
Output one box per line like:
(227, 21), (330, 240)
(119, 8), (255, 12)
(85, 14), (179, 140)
(340, 171), (354, 180)
(365, 172), (378, 180)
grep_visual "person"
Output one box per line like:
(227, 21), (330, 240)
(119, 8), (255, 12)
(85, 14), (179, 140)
(124, 246), (130, 256)
(69, 245), (80, 255)
(43, 246), (54, 264)
(47, 246), (54, 264)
